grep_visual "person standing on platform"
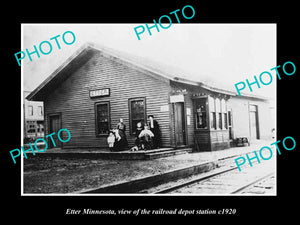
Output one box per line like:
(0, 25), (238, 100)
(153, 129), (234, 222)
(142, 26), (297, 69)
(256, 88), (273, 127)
(116, 118), (128, 151)
(148, 115), (161, 149)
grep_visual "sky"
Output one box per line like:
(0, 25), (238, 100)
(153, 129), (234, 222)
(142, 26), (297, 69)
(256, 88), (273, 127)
(22, 23), (276, 98)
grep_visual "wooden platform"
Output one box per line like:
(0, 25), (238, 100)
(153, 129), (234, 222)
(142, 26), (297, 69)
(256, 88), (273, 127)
(111, 148), (193, 160)
(28, 147), (193, 160)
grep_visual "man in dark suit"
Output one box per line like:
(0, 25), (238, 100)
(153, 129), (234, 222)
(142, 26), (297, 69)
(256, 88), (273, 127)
(148, 115), (161, 149)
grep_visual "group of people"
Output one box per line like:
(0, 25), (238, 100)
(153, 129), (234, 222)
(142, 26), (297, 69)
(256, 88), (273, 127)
(107, 115), (161, 152)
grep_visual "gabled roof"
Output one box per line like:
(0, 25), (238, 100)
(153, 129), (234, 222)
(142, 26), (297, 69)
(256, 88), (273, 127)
(27, 43), (97, 101)
(26, 43), (268, 101)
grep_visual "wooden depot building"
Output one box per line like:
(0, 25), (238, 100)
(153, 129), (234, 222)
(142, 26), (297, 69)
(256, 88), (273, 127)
(27, 43), (274, 151)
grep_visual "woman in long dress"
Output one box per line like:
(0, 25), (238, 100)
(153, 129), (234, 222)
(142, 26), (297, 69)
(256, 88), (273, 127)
(148, 115), (161, 149)
(115, 118), (128, 151)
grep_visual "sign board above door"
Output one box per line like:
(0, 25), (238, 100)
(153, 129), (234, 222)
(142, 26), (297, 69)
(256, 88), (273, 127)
(170, 94), (184, 103)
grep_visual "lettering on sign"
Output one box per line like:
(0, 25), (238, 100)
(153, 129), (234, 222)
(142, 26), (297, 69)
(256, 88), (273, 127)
(89, 88), (110, 98)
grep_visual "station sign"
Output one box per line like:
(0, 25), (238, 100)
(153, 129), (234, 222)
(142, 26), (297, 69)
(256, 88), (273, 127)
(89, 88), (110, 98)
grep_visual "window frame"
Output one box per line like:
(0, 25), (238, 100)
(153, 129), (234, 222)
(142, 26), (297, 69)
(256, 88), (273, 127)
(221, 98), (227, 130)
(94, 101), (110, 136)
(38, 106), (43, 116)
(223, 112), (228, 129)
(194, 97), (208, 130)
(28, 105), (33, 116)
(209, 96), (216, 130)
(128, 97), (147, 135)
(215, 98), (222, 130)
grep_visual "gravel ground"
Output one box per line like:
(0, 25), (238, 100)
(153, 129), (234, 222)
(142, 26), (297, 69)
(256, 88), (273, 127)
(23, 153), (209, 194)
(23, 142), (269, 194)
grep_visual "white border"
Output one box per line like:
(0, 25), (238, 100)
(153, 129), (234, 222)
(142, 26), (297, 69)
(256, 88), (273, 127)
(21, 23), (277, 197)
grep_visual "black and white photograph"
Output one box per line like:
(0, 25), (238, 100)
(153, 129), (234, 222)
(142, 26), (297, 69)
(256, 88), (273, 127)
(21, 24), (277, 195)
(4, 2), (298, 221)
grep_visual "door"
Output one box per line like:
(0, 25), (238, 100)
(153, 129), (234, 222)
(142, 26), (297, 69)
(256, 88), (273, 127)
(48, 114), (61, 148)
(249, 105), (259, 140)
(228, 110), (233, 140)
(174, 102), (186, 146)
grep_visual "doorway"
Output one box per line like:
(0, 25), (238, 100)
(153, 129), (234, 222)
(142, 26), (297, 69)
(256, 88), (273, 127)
(48, 114), (62, 148)
(249, 105), (259, 140)
(174, 102), (186, 146)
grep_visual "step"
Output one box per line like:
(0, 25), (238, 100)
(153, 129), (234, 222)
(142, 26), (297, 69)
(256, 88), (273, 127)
(145, 148), (193, 160)
(27, 147), (193, 160)
(122, 147), (174, 154)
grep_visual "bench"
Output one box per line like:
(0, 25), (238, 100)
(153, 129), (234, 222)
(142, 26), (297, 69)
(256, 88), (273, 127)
(233, 137), (250, 147)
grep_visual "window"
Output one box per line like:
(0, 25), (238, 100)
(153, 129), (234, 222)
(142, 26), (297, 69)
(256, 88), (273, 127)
(26, 121), (36, 133)
(37, 125), (44, 132)
(28, 105), (33, 116)
(195, 98), (207, 129)
(221, 99), (227, 129)
(215, 98), (222, 129)
(129, 98), (146, 134)
(218, 113), (222, 129)
(228, 110), (233, 139)
(95, 102), (110, 135)
(38, 106), (43, 116)
(209, 96), (216, 129)
(210, 112), (216, 129)
(223, 113), (228, 129)
(214, 98), (228, 130)
(228, 110), (232, 127)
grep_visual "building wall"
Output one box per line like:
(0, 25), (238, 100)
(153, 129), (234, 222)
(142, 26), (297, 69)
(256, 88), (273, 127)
(167, 92), (195, 148)
(39, 48), (275, 150)
(24, 94), (44, 121)
(44, 52), (172, 149)
(23, 91), (44, 140)
(227, 97), (250, 139)
(255, 100), (274, 140)
(228, 97), (274, 141)
(169, 82), (200, 148)
(168, 81), (274, 150)
(210, 130), (230, 151)
(169, 82), (229, 151)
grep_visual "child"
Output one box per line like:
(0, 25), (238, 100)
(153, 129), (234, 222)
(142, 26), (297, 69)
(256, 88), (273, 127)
(107, 130), (116, 152)
(135, 122), (143, 147)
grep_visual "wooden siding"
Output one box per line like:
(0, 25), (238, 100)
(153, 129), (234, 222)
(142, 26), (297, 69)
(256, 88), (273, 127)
(227, 97), (274, 141)
(44, 52), (171, 149)
(169, 82), (200, 148)
(194, 130), (211, 151)
(210, 130), (230, 150)
(169, 81), (233, 151)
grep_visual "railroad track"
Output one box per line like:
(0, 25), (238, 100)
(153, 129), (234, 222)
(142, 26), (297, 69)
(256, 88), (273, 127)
(77, 151), (275, 194)
(142, 159), (275, 195)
